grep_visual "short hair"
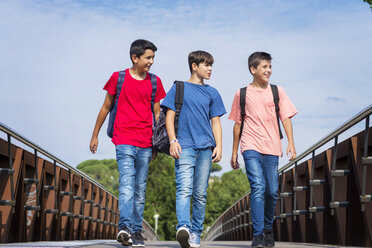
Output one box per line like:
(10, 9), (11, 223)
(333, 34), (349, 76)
(188, 50), (214, 73)
(248, 52), (272, 74)
(130, 39), (157, 63)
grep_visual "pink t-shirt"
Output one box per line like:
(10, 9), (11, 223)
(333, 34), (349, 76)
(228, 84), (297, 156)
(104, 69), (166, 147)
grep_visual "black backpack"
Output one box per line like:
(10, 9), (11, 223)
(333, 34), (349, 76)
(152, 81), (184, 154)
(239, 84), (283, 139)
(107, 70), (158, 138)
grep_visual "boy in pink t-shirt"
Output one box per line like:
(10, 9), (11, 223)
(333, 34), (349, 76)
(229, 52), (297, 248)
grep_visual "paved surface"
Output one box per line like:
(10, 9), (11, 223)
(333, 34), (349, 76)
(0, 240), (365, 248)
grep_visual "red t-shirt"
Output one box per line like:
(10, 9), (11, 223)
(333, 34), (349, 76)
(103, 69), (166, 147)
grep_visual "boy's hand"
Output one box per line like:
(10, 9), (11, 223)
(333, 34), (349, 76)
(230, 153), (240, 169)
(90, 137), (98, 154)
(170, 142), (182, 159)
(287, 144), (297, 161)
(151, 150), (158, 161)
(212, 146), (222, 163)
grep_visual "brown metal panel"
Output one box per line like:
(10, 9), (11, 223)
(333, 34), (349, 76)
(0, 145), (24, 242)
(58, 168), (72, 240)
(72, 174), (82, 240)
(82, 181), (92, 240)
(293, 161), (308, 242)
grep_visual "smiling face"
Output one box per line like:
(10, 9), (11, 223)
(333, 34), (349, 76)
(132, 49), (155, 72)
(251, 59), (272, 83)
(193, 61), (213, 80)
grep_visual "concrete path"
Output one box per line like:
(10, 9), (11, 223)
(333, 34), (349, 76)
(0, 240), (365, 248)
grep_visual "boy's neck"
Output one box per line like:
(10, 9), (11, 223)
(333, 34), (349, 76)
(129, 66), (147, 80)
(251, 79), (268, 89)
(188, 73), (205, 85)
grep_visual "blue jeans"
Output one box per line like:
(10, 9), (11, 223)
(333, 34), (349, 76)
(242, 150), (279, 236)
(116, 144), (152, 233)
(175, 147), (212, 235)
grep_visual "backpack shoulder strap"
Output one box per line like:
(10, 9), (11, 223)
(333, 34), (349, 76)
(174, 81), (184, 136)
(239, 87), (247, 139)
(116, 70), (126, 100)
(148, 73), (158, 126)
(270, 84), (283, 139)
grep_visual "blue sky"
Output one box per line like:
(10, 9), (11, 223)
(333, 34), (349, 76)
(0, 0), (371, 175)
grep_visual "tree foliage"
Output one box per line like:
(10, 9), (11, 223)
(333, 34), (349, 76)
(364, 0), (372, 9)
(77, 155), (250, 240)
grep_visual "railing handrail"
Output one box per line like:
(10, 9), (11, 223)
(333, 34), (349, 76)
(204, 104), (372, 241)
(0, 121), (118, 200)
(279, 104), (372, 173)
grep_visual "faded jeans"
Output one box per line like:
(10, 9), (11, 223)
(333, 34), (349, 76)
(116, 144), (152, 233)
(242, 149), (279, 236)
(175, 147), (213, 235)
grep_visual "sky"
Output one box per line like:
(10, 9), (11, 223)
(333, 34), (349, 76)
(0, 0), (371, 175)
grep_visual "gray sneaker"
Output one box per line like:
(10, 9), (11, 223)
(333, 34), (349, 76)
(176, 226), (190, 248)
(116, 226), (133, 246)
(264, 229), (275, 247)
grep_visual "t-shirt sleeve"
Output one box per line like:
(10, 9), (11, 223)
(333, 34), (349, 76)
(228, 90), (242, 124)
(210, 89), (226, 118)
(103, 72), (119, 96)
(155, 76), (166, 103)
(278, 86), (298, 121)
(160, 83), (176, 111)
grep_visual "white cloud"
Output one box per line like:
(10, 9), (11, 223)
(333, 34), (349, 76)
(0, 0), (371, 174)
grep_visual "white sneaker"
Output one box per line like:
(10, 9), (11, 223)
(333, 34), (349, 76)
(189, 232), (200, 248)
(176, 226), (190, 248)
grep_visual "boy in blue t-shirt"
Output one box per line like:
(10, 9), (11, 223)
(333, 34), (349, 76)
(161, 50), (226, 248)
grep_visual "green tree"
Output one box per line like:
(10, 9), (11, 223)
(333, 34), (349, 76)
(364, 0), (372, 9)
(203, 168), (250, 236)
(77, 159), (119, 196)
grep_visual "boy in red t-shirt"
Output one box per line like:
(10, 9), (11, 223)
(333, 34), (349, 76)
(229, 52), (297, 248)
(89, 39), (166, 247)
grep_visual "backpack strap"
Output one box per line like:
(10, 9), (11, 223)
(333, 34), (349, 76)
(174, 81), (184, 136)
(270, 84), (283, 139)
(239, 87), (247, 139)
(149, 73), (158, 125)
(106, 70), (126, 138)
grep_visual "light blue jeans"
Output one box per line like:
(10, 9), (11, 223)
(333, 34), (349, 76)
(116, 144), (152, 233)
(242, 150), (279, 236)
(175, 147), (213, 235)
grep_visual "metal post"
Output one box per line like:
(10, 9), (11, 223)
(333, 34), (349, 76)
(310, 150), (315, 219)
(34, 149), (40, 217)
(8, 134), (15, 214)
(293, 162), (297, 221)
(361, 115), (370, 211)
(331, 136), (338, 216)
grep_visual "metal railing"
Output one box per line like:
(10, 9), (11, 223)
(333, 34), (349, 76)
(0, 122), (158, 242)
(204, 104), (372, 246)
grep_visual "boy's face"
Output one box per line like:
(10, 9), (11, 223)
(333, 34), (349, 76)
(193, 62), (212, 80)
(251, 59), (272, 83)
(132, 49), (155, 72)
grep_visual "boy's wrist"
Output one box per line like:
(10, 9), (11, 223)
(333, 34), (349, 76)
(170, 139), (178, 145)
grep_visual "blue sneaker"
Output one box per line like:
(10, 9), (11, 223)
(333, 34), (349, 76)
(189, 232), (200, 248)
(176, 226), (190, 248)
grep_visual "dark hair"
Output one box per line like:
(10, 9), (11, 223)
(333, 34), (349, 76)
(188, 50), (214, 73)
(130, 39), (157, 63)
(248, 52), (272, 74)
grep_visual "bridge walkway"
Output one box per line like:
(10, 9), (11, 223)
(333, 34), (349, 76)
(0, 240), (365, 248)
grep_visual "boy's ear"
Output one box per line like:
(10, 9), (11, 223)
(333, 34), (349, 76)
(250, 65), (256, 75)
(191, 62), (198, 72)
(131, 54), (138, 63)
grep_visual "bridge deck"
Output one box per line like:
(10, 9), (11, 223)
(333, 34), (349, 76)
(0, 240), (365, 248)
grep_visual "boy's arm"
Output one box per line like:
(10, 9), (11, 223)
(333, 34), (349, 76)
(230, 122), (241, 169)
(89, 92), (114, 154)
(282, 118), (296, 160)
(153, 102), (161, 123)
(165, 108), (182, 159)
(211, 116), (222, 163)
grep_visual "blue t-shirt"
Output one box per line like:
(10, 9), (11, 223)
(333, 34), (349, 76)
(161, 81), (226, 149)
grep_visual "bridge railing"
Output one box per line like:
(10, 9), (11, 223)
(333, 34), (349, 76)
(204, 105), (372, 246)
(0, 122), (158, 242)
